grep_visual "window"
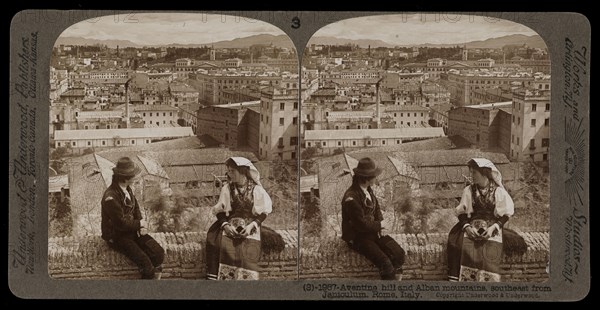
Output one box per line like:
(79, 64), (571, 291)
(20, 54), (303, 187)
(543, 154), (548, 161)
(476, 134), (480, 142)
(512, 135), (514, 143)
(102, 141), (106, 146)
(396, 140), (400, 144)
(143, 113), (146, 117)
(338, 141), (342, 146)
(414, 113), (417, 117)
(290, 137), (297, 146)
(517, 137), (519, 146)
(293, 117), (298, 125)
(421, 113), (424, 117)
(116, 140), (121, 145)
(87, 141), (91, 146)
(382, 140), (386, 145)
(280, 102), (285, 110)
(530, 154), (535, 161)
(542, 138), (549, 147)
(531, 119), (536, 127)
(530, 139), (535, 149)
(163, 120), (166, 124)
(280, 118), (284, 126)
(367, 140), (372, 145)
(357, 125), (361, 129)
(261, 115), (264, 122)
(400, 113), (403, 117)
(307, 142), (311, 147)
(146, 139), (150, 144)
(545, 104), (550, 111)
(57, 142), (61, 147)
(545, 118), (549, 126)
(513, 115), (515, 123)
(400, 121), (403, 125)
(84, 125), (88, 129)
(107, 125), (110, 129)
(265, 136), (268, 144)
(72, 141), (76, 146)
(414, 121), (417, 125)
(170, 112), (173, 116)
(225, 133), (229, 141)
(131, 140), (135, 145)
(532, 104), (537, 112)
(266, 116), (269, 124)
(96, 125), (99, 129)
(518, 117), (520, 125)
(163, 112), (166, 116)
(150, 113), (153, 116)
(394, 113), (397, 117)
(291, 152), (296, 159)
(352, 141), (356, 146)
(293, 102), (298, 110)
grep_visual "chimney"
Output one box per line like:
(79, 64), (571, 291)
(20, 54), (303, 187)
(125, 78), (131, 128)
(376, 80), (381, 128)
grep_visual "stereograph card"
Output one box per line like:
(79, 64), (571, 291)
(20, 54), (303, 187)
(8, 10), (590, 301)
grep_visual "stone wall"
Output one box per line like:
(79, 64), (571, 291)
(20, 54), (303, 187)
(300, 232), (549, 281)
(49, 230), (549, 282)
(49, 230), (298, 280)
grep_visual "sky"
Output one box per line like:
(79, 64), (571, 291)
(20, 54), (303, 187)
(59, 13), (539, 46)
(59, 13), (287, 46)
(313, 14), (539, 45)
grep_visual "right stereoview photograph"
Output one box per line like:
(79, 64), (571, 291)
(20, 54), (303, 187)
(299, 14), (550, 282)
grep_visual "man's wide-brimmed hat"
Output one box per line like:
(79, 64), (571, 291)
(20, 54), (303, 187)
(353, 157), (382, 178)
(112, 157), (141, 178)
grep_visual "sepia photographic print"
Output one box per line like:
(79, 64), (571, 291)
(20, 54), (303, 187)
(9, 11), (589, 301)
(299, 14), (551, 284)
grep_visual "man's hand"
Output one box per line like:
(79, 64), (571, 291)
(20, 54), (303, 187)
(139, 227), (148, 236)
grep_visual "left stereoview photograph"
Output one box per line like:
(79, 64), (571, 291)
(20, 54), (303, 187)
(48, 13), (299, 280)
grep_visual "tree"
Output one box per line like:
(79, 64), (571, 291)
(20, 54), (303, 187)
(301, 146), (318, 160)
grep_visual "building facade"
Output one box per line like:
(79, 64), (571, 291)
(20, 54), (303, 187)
(259, 88), (299, 161)
(196, 101), (261, 150)
(447, 102), (513, 155)
(510, 88), (550, 162)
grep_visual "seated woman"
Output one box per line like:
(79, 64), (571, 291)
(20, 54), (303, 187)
(205, 157), (272, 280)
(447, 158), (514, 282)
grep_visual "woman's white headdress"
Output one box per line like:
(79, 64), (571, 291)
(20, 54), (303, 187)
(469, 158), (503, 188)
(227, 157), (261, 186)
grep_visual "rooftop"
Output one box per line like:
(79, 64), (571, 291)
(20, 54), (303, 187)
(54, 127), (194, 140)
(304, 127), (445, 140)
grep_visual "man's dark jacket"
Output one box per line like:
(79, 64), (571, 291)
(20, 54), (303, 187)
(341, 183), (383, 244)
(101, 182), (142, 241)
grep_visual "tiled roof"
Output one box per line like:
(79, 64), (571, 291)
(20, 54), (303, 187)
(304, 127), (445, 140)
(54, 127), (194, 140)
(384, 105), (429, 112)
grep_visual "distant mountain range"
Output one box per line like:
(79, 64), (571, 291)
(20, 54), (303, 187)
(309, 34), (547, 49)
(55, 34), (296, 49)
(55, 33), (546, 50)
